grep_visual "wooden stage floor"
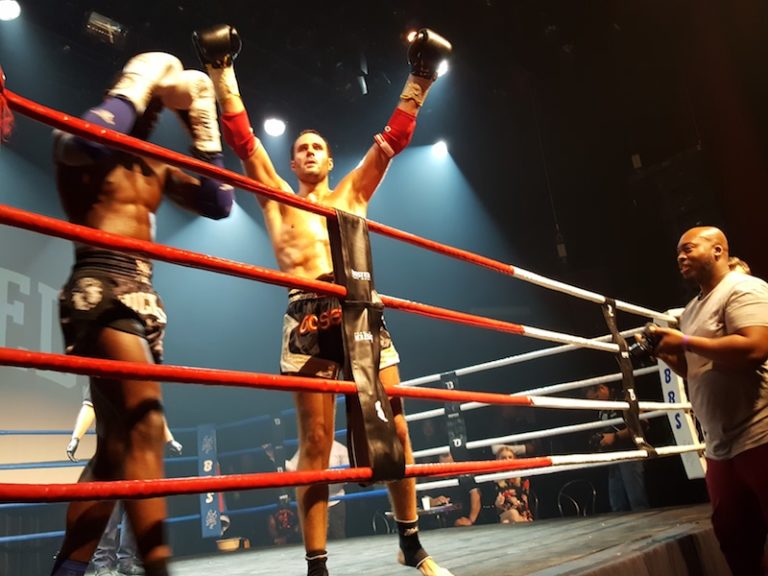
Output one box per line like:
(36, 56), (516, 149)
(169, 504), (731, 576)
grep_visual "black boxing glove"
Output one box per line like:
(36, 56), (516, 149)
(193, 24), (241, 69)
(587, 433), (604, 451)
(407, 28), (452, 81)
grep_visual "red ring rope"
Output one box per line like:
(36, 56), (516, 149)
(0, 89), (652, 508)
(5, 90), (517, 278)
(0, 347), (535, 407)
(0, 204), (343, 296)
(0, 204), (526, 337)
(0, 457), (554, 502)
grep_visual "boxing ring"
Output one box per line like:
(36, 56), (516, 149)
(0, 84), (731, 575)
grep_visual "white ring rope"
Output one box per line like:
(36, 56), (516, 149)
(512, 267), (678, 324)
(404, 365), (664, 424)
(401, 327), (645, 387)
(516, 326), (620, 352)
(412, 410), (672, 460)
(519, 365), (658, 397)
(529, 397), (691, 411)
(551, 444), (705, 465)
(415, 443), (704, 492)
(419, 462), (621, 492)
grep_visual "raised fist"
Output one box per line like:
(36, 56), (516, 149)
(193, 24), (242, 69)
(407, 28), (452, 81)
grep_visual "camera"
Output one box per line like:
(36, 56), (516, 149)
(587, 432), (604, 451)
(627, 323), (660, 360)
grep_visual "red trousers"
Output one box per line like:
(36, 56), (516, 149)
(706, 441), (768, 576)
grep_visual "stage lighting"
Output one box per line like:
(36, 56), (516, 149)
(432, 140), (448, 158)
(85, 11), (128, 49)
(264, 118), (286, 137)
(0, 0), (21, 21)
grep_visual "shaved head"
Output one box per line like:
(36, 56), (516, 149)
(677, 226), (731, 291)
(678, 226), (729, 254)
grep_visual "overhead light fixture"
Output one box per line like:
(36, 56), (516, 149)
(0, 0), (21, 21)
(85, 11), (128, 49)
(431, 140), (448, 158)
(358, 52), (369, 95)
(264, 118), (286, 137)
(357, 75), (368, 96)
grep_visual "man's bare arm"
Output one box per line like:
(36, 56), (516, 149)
(194, 25), (292, 221)
(219, 96), (294, 204)
(655, 351), (688, 377)
(652, 325), (768, 369)
(163, 166), (233, 220)
(339, 30), (452, 207)
(339, 74), (434, 207)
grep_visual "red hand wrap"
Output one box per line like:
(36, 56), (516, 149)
(374, 108), (416, 158)
(221, 109), (257, 160)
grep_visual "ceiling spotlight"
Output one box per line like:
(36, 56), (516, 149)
(85, 11), (128, 49)
(357, 75), (368, 96)
(264, 118), (286, 137)
(0, 0), (21, 21)
(432, 140), (448, 158)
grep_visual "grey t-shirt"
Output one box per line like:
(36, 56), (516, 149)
(680, 271), (768, 459)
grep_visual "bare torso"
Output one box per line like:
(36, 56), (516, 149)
(266, 190), (366, 280)
(56, 154), (167, 241)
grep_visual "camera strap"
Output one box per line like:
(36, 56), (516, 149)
(601, 299), (656, 456)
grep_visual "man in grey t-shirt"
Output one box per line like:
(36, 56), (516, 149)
(651, 226), (768, 576)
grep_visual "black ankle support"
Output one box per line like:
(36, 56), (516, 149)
(397, 519), (429, 567)
(306, 549), (329, 576)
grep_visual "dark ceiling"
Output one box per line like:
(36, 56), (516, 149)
(15, 0), (698, 121)
(19, 0), (496, 113)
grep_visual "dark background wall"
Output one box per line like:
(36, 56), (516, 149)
(1, 0), (766, 567)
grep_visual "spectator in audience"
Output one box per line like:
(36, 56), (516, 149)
(487, 446), (533, 523)
(424, 453), (482, 527)
(728, 256), (751, 275)
(584, 383), (649, 512)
